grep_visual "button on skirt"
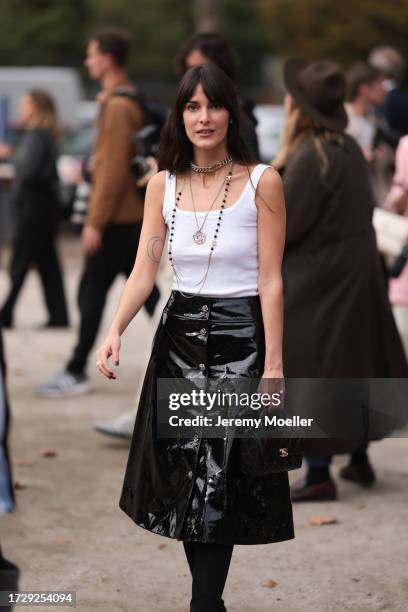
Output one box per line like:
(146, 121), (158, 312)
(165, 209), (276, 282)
(119, 291), (294, 545)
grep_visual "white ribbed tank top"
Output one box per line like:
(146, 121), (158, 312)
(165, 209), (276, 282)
(162, 164), (271, 297)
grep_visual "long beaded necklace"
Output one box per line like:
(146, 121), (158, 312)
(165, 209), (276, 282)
(189, 164), (232, 245)
(168, 164), (233, 298)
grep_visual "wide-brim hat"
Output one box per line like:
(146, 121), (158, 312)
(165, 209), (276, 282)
(283, 58), (348, 132)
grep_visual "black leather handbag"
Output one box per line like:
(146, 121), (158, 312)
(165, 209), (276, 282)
(240, 435), (303, 476)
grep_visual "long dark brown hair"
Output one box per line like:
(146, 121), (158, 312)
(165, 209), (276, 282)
(158, 64), (254, 173)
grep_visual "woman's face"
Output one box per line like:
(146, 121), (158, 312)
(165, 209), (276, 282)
(182, 83), (230, 151)
(20, 94), (37, 125)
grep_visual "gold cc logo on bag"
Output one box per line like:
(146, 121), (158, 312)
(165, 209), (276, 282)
(279, 448), (289, 458)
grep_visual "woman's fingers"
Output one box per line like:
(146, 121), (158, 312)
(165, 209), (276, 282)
(96, 347), (116, 380)
(112, 343), (120, 367)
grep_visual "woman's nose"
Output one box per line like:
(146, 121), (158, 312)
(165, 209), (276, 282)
(199, 107), (210, 123)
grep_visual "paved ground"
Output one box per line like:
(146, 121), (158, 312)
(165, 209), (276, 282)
(1, 236), (408, 612)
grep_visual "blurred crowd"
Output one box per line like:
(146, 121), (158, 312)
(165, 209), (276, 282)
(1, 28), (408, 600)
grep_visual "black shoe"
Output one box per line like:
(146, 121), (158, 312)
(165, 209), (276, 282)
(339, 462), (376, 488)
(291, 477), (337, 502)
(0, 311), (13, 328)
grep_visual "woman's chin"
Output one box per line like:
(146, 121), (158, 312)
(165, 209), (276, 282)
(192, 137), (223, 150)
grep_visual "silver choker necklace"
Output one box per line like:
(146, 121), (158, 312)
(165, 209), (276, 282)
(190, 155), (233, 174)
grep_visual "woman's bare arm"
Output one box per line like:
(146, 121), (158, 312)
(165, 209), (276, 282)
(256, 167), (286, 378)
(96, 171), (167, 378)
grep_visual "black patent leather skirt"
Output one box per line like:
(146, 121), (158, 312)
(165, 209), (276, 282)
(119, 291), (294, 545)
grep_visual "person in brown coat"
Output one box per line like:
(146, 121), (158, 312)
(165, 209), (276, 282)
(275, 59), (408, 501)
(36, 29), (160, 397)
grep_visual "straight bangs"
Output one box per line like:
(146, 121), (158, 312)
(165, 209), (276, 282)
(191, 69), (234, 115)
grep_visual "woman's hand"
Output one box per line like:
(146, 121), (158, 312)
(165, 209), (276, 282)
(82, 224), (102, 255)
(0, 142), (13, 159)
(392, 190), (408, 216)
(96, 332), (121, 380)
(259, 368), (285, 413)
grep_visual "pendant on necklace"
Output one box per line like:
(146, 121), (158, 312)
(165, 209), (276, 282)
(193, 230), (206, 245)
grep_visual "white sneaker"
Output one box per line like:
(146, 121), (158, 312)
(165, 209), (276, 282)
(93, 411), (136, 439)
(35, 370), (91, 398)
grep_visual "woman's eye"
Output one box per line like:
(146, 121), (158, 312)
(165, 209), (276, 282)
(210, 102), (222, 109)
(186, 104), (197, 111)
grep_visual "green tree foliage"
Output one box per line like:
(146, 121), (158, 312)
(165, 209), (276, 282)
(87, 0), (193, 80)
(259, 0), (408, 67)
(221, 0), (269, 87)
(0, 0), (92, 66)
(0, 0), (265, 87)
(0, 0), (406, 88)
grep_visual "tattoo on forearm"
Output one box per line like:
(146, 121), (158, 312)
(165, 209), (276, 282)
(147, 236), (164, 263)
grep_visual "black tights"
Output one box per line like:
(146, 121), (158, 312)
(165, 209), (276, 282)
(183, 541), (234, 612)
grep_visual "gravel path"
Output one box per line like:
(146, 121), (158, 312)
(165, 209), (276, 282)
(1, 236), (407, 612)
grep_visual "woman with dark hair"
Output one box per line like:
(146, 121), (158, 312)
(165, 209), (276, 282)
(0, 90), (69, 328)
(177, 32), (260, 160)
(275, 59), (408, 501)
(95, 64), (294, 611)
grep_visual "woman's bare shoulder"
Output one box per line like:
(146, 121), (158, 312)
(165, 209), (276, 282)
(144, 171), (167, 211)
(258, 165), (283, 192)
(256, 166), (284, 212)
(147, 170), (166, 190)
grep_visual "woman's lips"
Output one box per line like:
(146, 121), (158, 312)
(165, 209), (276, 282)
(197, 129), (214, 136)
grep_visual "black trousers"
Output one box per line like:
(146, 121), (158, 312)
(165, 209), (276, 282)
(67, 223), (160, 375)
(0, 217), (68, 326)
(183, 542), (234, 612)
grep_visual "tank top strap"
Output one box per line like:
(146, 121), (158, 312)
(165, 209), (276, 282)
(163, 170), (176, 221)
(250, 163), (272, 190)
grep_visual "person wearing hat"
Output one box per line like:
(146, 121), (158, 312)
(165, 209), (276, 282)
(274, 58), (408, 501)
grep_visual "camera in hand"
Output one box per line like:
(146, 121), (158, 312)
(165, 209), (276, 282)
(131, 117), (165, 180)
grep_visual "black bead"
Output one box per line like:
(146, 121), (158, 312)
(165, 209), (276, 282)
(215, 229), (219, 233)
(217, 222), (220, 226)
